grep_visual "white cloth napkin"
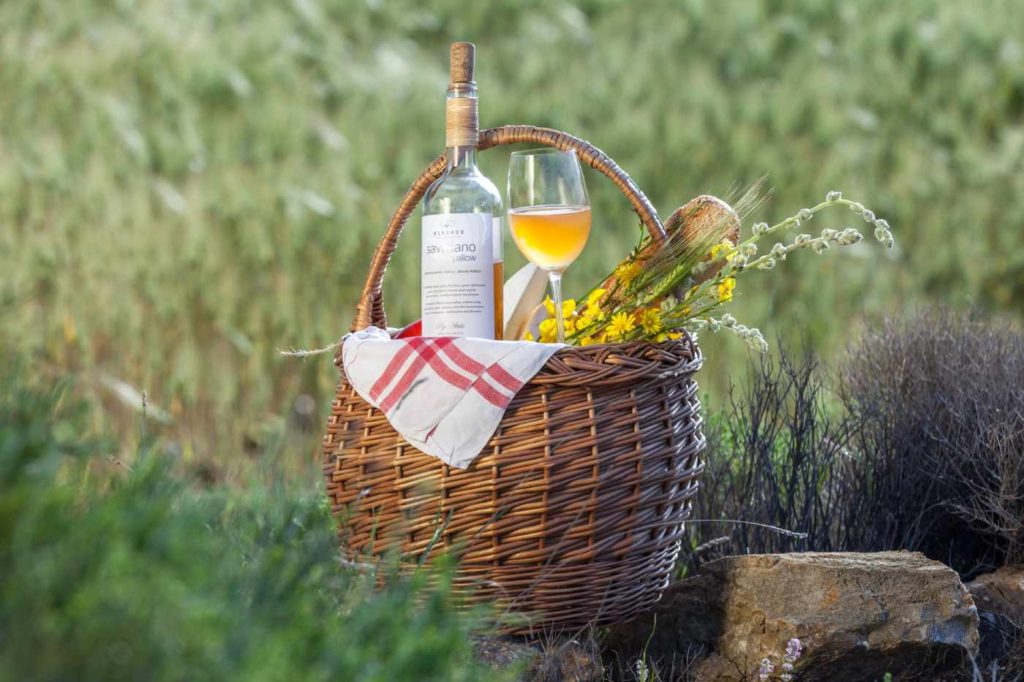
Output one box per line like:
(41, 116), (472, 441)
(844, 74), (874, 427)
(341, 327), (562, 468)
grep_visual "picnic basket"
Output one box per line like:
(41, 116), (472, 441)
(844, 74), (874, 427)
(322, 125), (706, 634)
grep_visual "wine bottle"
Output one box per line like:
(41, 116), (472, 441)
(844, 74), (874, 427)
(421, 42), (504, 339)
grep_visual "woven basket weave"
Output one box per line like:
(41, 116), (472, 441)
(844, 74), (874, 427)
(323, 125), (706, 633)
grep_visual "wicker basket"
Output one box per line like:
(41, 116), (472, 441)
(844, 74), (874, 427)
(323, 125), (706, 634)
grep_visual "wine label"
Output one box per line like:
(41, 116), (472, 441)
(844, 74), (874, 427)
(422, 212), (494, 338)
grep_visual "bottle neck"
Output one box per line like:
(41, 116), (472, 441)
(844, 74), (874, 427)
(445, 82), (479, 170)
(446, 145), (477, 170)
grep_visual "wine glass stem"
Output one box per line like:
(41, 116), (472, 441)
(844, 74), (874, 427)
(549, 271), (565, 344)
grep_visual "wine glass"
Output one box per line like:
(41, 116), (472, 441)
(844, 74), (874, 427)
(507, 148), (591, 343)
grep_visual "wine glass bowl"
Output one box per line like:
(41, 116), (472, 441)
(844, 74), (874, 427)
(507, 148), (591, 342)
(508, 205), (592, 271)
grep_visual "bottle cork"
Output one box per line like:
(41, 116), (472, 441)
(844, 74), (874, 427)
(446, 42), (478, 148)
(449, 41), (476, 85)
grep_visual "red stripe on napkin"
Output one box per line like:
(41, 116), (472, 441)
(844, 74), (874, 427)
(485, 364), (524, 394)
(369, 339), (417, 401)
(469, 375), (514, 409)
(438, 342), (486, 375)
(379, 337), (452, 413)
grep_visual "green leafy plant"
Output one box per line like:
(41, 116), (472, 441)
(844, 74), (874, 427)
(0, 370), (510, 682)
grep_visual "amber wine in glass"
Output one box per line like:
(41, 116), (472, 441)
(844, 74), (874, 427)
(508, 149), (591, 342)
(508, 205), (592, 270)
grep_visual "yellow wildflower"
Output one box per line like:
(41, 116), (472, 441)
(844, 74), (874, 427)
(614, 261), (640, 287)
(543, 296), (577, 318)
(709, 240), (736, 262)
(606, 311), (636, 341)
(656, 331), (684, 343)
(579, 335), (596, 346)
(717, 277), (736, 302)
(577, 290), (608, 328)
(639, 308), (663, 335)
(524, 330), (535, 341)
(538, 318), (558, 343)
(579, 303), (606, 327)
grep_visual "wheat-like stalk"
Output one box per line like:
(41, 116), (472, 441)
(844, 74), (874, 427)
(558, 189), (894, 351)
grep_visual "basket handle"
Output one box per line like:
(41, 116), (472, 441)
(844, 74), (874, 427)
(352, 124), (666, 331)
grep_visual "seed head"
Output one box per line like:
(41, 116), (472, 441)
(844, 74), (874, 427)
(838, 228), (863, 245)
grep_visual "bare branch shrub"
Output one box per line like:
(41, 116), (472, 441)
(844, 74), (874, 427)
(684, 310), (1024, 579)
(840, 309), (1024, 575)
(683, 345), (855, 573)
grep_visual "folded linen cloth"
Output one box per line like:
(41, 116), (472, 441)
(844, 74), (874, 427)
(341, 327), (562, 468)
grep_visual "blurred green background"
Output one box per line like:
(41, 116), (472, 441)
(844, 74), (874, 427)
(3, 0), (1023, 477)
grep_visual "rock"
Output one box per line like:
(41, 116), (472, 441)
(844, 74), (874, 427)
(605, 552), (979, 681)
(475, 637), (539, 673)
(474, 636), (602, 682)
(967, 566), (1024, 663)
(968, 566), (1024, 621)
